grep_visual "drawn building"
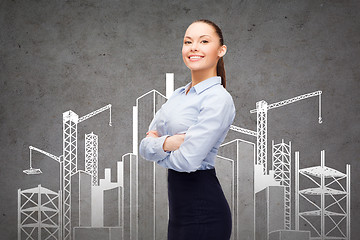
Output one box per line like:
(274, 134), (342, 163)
(216, 139), (256, 240)
(135, 89), (169, 240)
(255, 185), (285, 240)
(74, 163), (123, 239)
(121, 153), (138, 240)
(71, 170), (92, 229)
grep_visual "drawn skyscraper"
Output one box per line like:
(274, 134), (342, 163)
(135, 89), (168, 240)
(121, 153), (138, 240)
(71, 170), (92, 228)
(216, 139), (256, 240)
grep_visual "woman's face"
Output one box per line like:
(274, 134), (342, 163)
(182, 22), (226, 72)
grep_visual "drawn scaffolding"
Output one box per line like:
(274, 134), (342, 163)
(18, 184), (62, 240)
(85, 132), (99, 186)
(272, 139), (291, 230)
(295, 150), (351, 240)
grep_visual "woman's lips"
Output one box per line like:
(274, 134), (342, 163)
(188, 55), (204, 62)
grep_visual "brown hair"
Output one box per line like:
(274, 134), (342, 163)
(192, 19), (226, 88)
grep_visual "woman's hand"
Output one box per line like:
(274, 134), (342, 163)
(145, 130), (185, 152)
(146, 130), (159, 138)
(163, 133), (186, 151)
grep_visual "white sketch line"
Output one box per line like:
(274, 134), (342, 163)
(229, 125), (257, 137)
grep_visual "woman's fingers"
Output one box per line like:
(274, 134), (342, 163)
(146, 131), (159, 138)
(146, 130), (159, 137)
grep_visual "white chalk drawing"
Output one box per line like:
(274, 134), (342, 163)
(272, 140), (292, 230)
(295, 150), (351, 240)
(18, 185), (62, 240)
(18, 73), (351, 240)
(85, 133), (99, 187)
(21, 105), (112, 240)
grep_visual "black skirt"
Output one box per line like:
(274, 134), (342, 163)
(167, 168), (232, 240)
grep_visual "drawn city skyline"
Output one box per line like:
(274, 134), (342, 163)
(18, 73), (351, 240)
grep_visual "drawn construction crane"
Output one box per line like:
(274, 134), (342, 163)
(23, 146), (62, 174)
(62, 104), (111, 240)
(22, 146), (63, 240)
(23, 104), (112, 240)
(230, 90), (322, 175)
(23, 146), (63, 197)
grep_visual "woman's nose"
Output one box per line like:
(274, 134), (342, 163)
(191, 42), (199, 51)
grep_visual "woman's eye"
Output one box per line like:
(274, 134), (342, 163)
(184, 40), (208, 44)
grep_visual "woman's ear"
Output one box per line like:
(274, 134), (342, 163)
(219, 44), (227, 58)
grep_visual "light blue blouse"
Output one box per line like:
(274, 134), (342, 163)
(139, 76), (236, 173)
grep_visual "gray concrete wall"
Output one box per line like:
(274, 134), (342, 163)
(1, 0), (359, 239)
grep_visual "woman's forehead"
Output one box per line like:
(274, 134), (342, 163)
(184, 23), (216, 38)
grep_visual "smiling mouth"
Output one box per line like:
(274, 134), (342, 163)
(189, 55), (204, 61)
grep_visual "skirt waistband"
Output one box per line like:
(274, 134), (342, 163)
(167, 168), (217, 184)
(168, 168), (216, 176)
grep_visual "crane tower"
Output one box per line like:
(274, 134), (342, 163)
(62, 104), (111, 240)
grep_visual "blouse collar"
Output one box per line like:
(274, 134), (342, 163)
(182, 76), (221, 95)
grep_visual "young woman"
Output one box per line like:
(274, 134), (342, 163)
(139, 19), (236, 240)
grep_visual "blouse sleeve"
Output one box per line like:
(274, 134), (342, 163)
(156, 94), (236, 172)
(138, 107), (171, 161)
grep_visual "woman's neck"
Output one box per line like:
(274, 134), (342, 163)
(190, 67), (217, 88)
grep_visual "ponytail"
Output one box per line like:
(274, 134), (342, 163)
(217, 57), (226, 88)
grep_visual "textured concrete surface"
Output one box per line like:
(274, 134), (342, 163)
(1, 0), (359, 239)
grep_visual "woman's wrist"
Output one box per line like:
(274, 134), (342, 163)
(162, 136), (171, 152)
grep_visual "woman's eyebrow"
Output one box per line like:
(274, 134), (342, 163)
(184, 35), (211, 39)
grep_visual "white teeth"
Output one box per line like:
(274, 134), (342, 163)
(190, 56), (203, 59)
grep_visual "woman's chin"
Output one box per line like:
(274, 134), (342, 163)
(186, 65), (207, 71)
